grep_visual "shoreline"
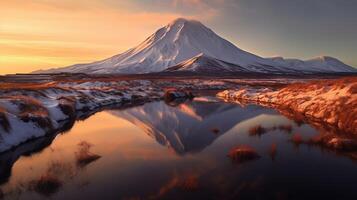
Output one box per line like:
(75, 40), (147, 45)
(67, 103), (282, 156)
(1, 76), (356, 154)
(217, 77), (357, 135)
(0, 78), (242, 153)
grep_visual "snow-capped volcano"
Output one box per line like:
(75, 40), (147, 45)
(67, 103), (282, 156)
(35, 18), (356, 74)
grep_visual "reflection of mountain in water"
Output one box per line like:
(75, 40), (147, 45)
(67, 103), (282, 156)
(110, 100), (276, 155)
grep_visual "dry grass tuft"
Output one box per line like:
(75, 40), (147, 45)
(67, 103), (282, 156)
(349, 83), (357, 94)
(308, 134), (335, 145)
(269, 143), (277, 161)
(2, 95), (53, 129)
(3, 96), (44, 114)
(31, 174), (62, 196)
(280, 77), (357, 133)
(21, 115), (53, 130)
(151, 173), (199, 199)
(178, 174), (199, 191)
(0, 107), (10, 132)
(4, 160), (74, 197)
(164, 89), (193, 102)
(309, 134), (357, 152)
(228, 145), (260, 164)
(326, 138), (357, 151)
(7, 95), (45, 114)
(291, 134), (303, 145)
(278, 124), (293, 133)
(75, 141), (101, 167)
(57, 96), (76, 117)
(248, 125), (267, 136)
(211, 128), (220, 134)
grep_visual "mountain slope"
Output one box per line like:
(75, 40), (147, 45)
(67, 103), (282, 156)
(268, 56), (356, 73)
(165, 53), (305, 74)
(35, 18), (356, 74)
(165, 53), (251, 73)
(33, 18), (290, 74)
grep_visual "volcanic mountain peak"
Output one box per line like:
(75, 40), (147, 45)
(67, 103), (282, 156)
(35, 18), (356, 74)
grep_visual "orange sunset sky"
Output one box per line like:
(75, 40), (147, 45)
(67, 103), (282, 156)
(0, 1), (185, 74)
(1, 0), (356, 74)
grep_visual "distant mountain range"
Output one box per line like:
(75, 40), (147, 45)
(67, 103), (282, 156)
(35, 18), (356, 74)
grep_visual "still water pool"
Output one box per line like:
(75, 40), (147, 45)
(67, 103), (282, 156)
(1, 98), (357, 199)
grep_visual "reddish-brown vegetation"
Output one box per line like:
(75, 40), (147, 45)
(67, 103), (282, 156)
(58, 96), (76, 118)
(0, 82), (57, 90)
(28, 161), (75, 196)
(75, 141), (101, 167)
(286, 77), (357, 91)
(151, 173), (199, 199)
(0, 107), (10, 132)
(178, 174), (199, 191)
(228, 145), (260, 163)
(2, 95), (53, 129)
(269, 143), (277, 161)
(326, 138), (357, 151)
(3, 160), (75, 198)
(278, 77), (357, 134)
(31, 174), (62, 196)
(308, 133), (335, 145)
(291, 134), (303, 146)
(308, 134), (357, 151)
(220, 77), (357, 135)
(211, 128), (220, 134)
(164, 89), (194, 102)
(6, 95), (44, 113)
(247, 124), (294, 138)
(277, 124), (293, 133)
(248, 125), (267, 136)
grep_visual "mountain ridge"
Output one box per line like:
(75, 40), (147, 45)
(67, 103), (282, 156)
(267, 55), (355, 73)
(34, 18), (356, 74)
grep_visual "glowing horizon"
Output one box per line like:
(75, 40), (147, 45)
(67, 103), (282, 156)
(1, 0), (356, 74)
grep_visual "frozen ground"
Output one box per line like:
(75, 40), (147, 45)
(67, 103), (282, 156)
(0, 77), (249, 153)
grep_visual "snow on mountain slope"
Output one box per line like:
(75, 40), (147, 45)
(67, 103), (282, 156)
(165, 53), (303, 73)
(35, 18), (356, 74)
(165, 53), (251, 73)
(268, 56), (356, 73)
(34, 18), (290, 74)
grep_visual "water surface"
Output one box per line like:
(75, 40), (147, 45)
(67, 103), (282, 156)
(1, 99), (357, 199)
